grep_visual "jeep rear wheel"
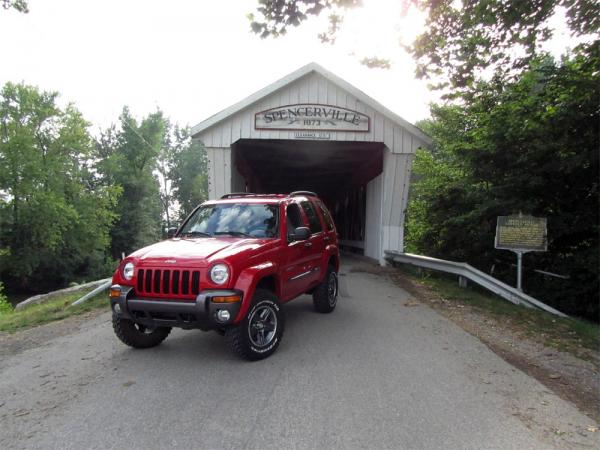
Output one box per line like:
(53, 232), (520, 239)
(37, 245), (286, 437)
(112, 316), (171, 349)
(312, 268), (338, 313)
(225, 289), (284, 361)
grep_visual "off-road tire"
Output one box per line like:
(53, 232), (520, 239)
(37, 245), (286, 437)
(112, 316), (171, 349)
(312, 267), (338, 313)
(225, 289), (284, 361)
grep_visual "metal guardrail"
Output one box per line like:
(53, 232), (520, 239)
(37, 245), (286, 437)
(15, 278), (111, 310)
(384, 251), (568, 318)
(70, 280), (111, 307)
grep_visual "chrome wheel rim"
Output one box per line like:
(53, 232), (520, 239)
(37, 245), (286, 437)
(328, 272), (338, 307)
(248, 305), (278, 347)
(135, 324), (156, 334)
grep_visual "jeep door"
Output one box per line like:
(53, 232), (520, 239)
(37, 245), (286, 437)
(298, 199), (326, 286)
(281, 202), (315, 300)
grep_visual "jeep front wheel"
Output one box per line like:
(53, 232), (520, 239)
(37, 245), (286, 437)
(312, 268), (338, 313)
(112, 316), (171, 349)
(225, 289), (284, 361)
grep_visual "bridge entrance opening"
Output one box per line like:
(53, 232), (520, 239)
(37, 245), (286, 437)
(231, 139), (384, 253)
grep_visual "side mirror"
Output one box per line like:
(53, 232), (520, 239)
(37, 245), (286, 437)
(292, 226), (310, 241)
(167, 227), (178, 238)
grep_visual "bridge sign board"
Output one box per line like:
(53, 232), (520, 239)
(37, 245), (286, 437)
(495, 215), (547, 252)
(255, 104), (370, 132)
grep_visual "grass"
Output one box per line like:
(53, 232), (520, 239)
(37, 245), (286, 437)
(402, 268), (600, 355)
(0, 291), (110, 333)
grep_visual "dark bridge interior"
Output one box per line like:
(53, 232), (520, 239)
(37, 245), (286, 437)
(232, 139), (383, 203)
(231, 139), (384, 244)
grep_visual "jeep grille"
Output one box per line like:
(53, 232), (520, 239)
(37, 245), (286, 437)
(136, 268), (201, 298)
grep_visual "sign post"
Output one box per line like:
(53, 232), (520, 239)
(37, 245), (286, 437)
(516, 251), (523, 291)
(495, 214), (547, 292)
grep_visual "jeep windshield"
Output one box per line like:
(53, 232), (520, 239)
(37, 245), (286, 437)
(179, 203), (279, 238)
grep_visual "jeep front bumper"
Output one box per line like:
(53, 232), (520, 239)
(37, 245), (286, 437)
(110, 285), (242, 331)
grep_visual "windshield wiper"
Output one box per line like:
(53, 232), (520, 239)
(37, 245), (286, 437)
(213, 231), (253, 238)
(180, 231), (212, 238)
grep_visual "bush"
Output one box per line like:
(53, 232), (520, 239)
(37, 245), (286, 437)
(0, 282), (13, 316)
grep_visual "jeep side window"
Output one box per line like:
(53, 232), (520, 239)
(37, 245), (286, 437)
(286, 203), (303, 240)
(317, 201), (334, 231)
(300, 200), (323, 234)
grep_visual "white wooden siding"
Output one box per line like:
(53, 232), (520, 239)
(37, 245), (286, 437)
(364, 174), (383, 260)
(196, 72), (428, 154)
(206, 147), (232, 200)
(381, 151), (414, 255)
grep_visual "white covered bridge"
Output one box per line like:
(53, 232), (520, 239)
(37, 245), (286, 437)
(191, 63), (431, 263)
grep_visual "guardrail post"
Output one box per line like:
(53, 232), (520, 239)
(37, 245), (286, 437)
(516, 251), (523, 292)
(458, 276), (468, 288)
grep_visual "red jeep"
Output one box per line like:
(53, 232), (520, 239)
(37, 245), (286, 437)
(109, 191), (339, 360)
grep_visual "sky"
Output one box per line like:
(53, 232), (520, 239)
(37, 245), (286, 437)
(0, 0), (579, 136)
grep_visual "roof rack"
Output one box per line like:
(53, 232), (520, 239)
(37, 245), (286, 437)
(220, 193), (285, 199)
(289, 191), (317, 197)
(220, 192), (256, 199)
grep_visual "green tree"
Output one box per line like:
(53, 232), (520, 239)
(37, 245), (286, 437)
(249, 0), (359, 39)
(1, 0), (28, 13)
(98, 113), (208, 248)
(98, 108), (165, 258)
(169, 126), (208, 222)
(406, 48), (599, 320)
(156, 121), (176, 230)
(0, 82), (120, 291)
(409, 0), (599, 95)
(250, 0), (599, 94)
(156, 124), (209, 229)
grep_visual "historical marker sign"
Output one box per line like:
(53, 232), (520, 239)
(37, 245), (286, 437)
(495, 214), (547, 292)
(495, 215), (547, 252)
(255, 104), (370, 132)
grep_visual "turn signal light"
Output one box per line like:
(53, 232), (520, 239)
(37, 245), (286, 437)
(211, 295), (241, 303)
(109, 286), (121, 298)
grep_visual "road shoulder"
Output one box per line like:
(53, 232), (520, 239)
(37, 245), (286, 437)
(384, 267), (600, 426)
(0, 307), (110, 367)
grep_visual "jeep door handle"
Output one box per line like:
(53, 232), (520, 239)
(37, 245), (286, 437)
(323, 236), (330, 242)
(304, 242), (312, 248)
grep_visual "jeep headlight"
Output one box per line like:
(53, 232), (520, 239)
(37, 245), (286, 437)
(123, 262), (135, 280)
(210, 264), (229, 285)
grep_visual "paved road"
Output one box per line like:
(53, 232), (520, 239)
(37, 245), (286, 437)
(0, 257), (597, 449)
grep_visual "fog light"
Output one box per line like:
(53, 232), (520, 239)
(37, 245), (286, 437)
(113, 303), (122, 314)
(216, 309), (230, 322)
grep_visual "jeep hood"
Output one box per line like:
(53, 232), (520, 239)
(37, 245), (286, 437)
(129, 237), (273, 267)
